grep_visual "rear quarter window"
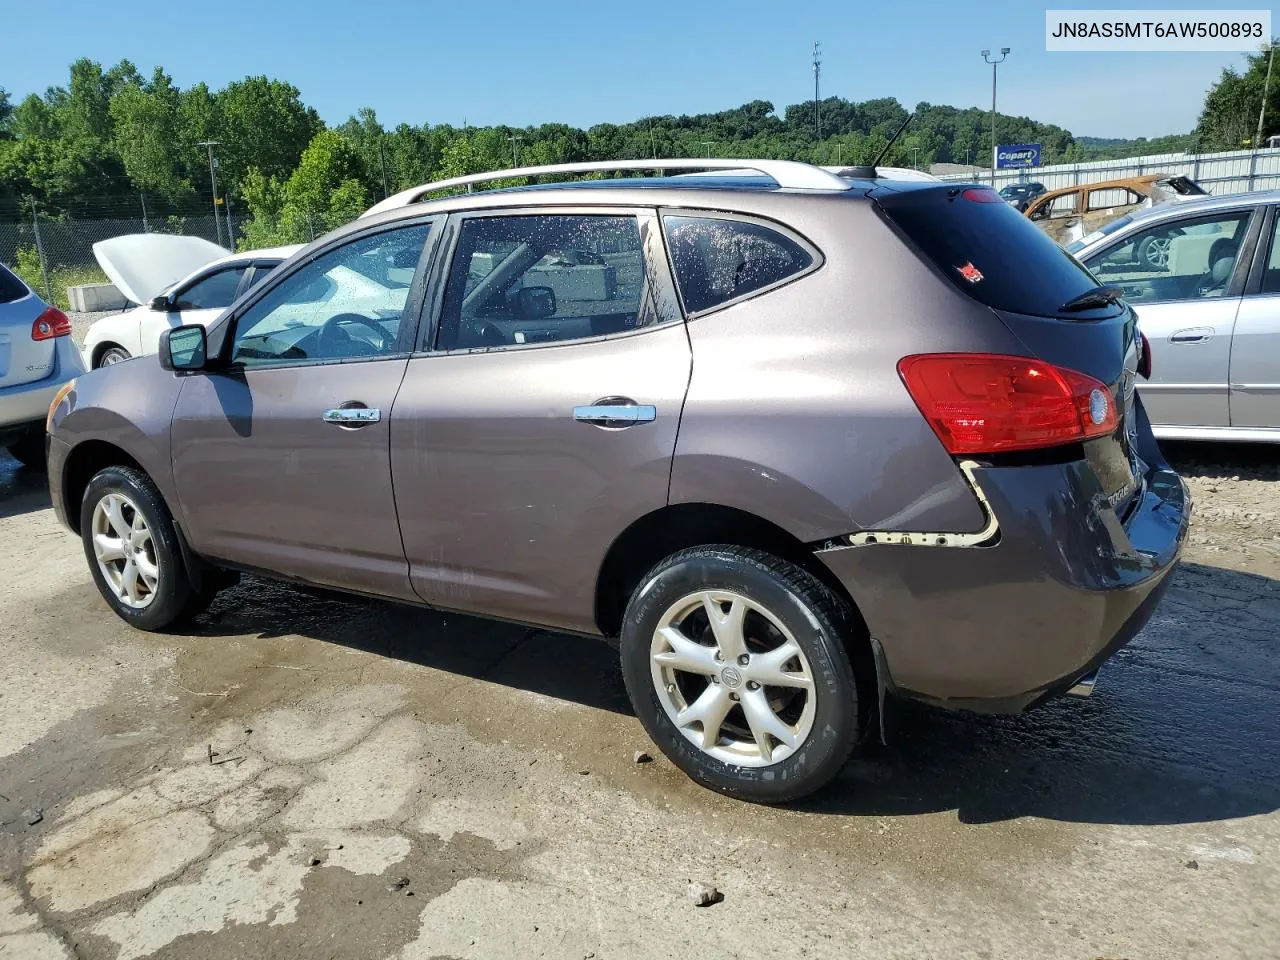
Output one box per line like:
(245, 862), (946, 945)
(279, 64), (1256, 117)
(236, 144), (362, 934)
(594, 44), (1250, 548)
(879, 186), (1112, 319)
(0, 264), (30, 304)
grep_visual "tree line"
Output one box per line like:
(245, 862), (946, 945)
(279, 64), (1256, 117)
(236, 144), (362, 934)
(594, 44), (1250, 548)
(0, 47), (1274, 247)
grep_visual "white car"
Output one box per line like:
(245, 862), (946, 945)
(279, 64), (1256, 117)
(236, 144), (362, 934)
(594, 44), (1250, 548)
(83, 236), (303, 368)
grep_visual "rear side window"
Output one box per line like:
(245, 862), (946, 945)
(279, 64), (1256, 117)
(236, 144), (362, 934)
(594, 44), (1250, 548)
(662, 215), (814, 314)
(0, 264), (29, 304)
(880, 186), (1111, 319)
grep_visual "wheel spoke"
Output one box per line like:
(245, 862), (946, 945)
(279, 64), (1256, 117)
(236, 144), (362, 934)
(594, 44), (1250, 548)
(134, 552), (159, 586)
(741, 687), (797, 763)
(746, 639), (813, 689)
(93, 533), (126, 563)
(675, 683), (733, 750)
(119, 559), (140, 604)
(104, 496), (131, 540)
(653, 626), (719, 676)
(701, 593), (747, 661)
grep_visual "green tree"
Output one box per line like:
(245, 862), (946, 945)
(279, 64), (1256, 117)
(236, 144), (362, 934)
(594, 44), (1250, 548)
(215, 76), (322, 189)
(110, 67), (190, 200)
(1196, 41), (1279, 150)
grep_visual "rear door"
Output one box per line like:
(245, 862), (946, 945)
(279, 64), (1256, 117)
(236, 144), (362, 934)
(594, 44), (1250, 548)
(0, 265), (54, 389)
(1081, 207), (1258, 427)
(1230, 204), (1280, 428)
(390, 207), (690, 634)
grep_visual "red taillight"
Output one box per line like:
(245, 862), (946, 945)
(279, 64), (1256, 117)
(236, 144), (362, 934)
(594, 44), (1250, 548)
(1137, 330), (1152, 379)
(961, 187), (1002, 203)
(898, 353), (1119, 455)
(31, 307), (71, 341)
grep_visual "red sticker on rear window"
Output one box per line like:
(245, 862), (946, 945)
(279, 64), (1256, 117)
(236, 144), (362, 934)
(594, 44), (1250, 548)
(956, 262), (983, 283)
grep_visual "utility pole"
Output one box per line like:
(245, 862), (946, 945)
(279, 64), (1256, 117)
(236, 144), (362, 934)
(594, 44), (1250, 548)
(377, 136), (391, 198)
(701, 140), (715, 159)
(1257, 41), (1275, 148)
(812, 42), (823, 140)
(508, 134), (524, 167)
(140, 192), (150, 233)
(197, 140), (224, 248)
(648, 118), (658, 159)
(981, 48), (1010, 186)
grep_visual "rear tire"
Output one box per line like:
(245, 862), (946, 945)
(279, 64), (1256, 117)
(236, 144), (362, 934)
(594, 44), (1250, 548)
(5, 432), (46, 470)
(96, 345), (131, 367)
(619, 545), (862, 804)
(80, 465), (210, 631)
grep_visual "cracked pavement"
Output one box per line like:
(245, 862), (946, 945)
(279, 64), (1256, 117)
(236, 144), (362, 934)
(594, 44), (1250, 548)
(1, 440), (1278, 960)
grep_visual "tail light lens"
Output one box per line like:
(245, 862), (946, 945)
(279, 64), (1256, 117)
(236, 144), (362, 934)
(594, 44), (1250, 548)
(1137, 330), (1152, 379)
(32, 307), (72, 341)
(898, 353), (1119, 455)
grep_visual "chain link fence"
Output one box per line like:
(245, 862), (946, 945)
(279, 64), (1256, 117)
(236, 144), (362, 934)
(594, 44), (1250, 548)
(0, 195), (242, 310)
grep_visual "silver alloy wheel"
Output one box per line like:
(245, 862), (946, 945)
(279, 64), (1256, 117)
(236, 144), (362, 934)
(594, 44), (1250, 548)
(650, 590), (816, 767)
(91, 492), (159, 609)
(99, 347), (130, 367)
(1144, 236), (1171, 269)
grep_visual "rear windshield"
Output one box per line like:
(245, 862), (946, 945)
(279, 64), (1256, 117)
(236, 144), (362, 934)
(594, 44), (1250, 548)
(879, 186), (1117, 318)
(0, 264), (30, 304)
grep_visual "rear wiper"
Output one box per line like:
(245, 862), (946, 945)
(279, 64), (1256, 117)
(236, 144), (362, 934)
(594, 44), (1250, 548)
(1059, 285), (1125, 312)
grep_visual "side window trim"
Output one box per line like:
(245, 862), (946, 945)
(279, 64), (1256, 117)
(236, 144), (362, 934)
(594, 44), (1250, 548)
(417, 205), (682, 355)
(1243, 203), (1277, 296)
(209, 216), (440, 367)
(657, 207), (824, 319)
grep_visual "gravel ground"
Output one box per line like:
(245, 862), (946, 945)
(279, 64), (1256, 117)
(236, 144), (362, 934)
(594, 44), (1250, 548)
(1, 430), (1277, 959)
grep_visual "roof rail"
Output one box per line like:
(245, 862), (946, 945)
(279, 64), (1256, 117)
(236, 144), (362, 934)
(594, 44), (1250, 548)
(359, 159), (851, 218)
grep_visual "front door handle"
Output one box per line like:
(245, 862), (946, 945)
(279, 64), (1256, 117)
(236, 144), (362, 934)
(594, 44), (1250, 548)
(323, 406), (381, 426)
(573, 400), (657, 428)
(1169, 327), (1213, 344)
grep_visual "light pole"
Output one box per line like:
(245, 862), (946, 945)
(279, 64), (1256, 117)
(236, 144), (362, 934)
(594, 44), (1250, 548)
(1256, 42), (1275, 148)
(197, 140), (224, 248)
(981, 48), (1010, 186)
(701, 140), (715, 159)
(508, 134), (524, 167)
(812, 42), (822, 140)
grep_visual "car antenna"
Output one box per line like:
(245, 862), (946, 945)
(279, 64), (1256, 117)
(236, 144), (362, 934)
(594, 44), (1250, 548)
(840, 113), (914, 180)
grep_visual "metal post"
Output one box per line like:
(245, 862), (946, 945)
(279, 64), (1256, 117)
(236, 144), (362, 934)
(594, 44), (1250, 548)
(648, 119), (658, 160)
(812, 42), (822, 140)
(30, 199), (52, 302)
(378, 137), (391, 198)
(508, 135), (523, 168)
(1257, 43), (1275, 148)
(140, 192), (150, 232)
(198, 140), (223, 249)
(982, 48), (1010, 186)
(225, 196), (236, 250)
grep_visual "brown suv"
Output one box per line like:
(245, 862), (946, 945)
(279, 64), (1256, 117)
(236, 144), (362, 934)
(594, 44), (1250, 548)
(46, 160), (1189, 803)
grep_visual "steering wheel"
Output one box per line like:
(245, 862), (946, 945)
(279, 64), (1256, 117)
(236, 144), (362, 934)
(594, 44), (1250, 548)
(316, 313), (390, 356)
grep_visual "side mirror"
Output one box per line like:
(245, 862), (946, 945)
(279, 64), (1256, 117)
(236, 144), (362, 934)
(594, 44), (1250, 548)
(149, 295), (173, 312)
(159, 324), (207, 372)
(516, 285), (557, 320)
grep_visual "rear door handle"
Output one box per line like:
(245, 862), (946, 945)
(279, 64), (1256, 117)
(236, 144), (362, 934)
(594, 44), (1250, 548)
(573, 401), (657, 428)
(1169, 327), (1213, 344)
(323, 407), (381, 426)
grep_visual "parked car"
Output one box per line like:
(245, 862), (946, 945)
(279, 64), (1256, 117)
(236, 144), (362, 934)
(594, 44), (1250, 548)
(998, 181), (1046, 211)
(47, 159), (1188, 803)
(1068, 189), (1280, 442)
(82, 235), (303, 368)
(1025, 175), (1208, 245)
(0, 262), (85, 467)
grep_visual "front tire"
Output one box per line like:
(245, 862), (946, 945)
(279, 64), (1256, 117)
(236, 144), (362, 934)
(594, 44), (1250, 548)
(80, 465), (206, 631)
(96, 345), (132, 367)
(619, 546), (862, 803)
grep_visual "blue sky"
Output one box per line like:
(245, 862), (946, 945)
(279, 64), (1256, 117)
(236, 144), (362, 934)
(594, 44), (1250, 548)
(2, 0), (1262, 139)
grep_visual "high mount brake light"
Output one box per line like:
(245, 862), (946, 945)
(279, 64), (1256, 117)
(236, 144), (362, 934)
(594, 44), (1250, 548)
(960, 187), (1002, 203)
(898, 353), (1118, 456)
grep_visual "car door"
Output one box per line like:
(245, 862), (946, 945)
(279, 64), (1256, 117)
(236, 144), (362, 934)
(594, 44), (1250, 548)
(390, 207), (691, 634)
(1082, 206), (1257, 427)
(140, 263), (251, 357)
(1230, 204), (1280, 428)
(170, 220), (437, 598)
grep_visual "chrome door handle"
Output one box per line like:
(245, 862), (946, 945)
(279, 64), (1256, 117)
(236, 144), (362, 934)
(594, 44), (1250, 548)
(573, 403), (657, 428)
(1169, 327), (1213, 344)
(323, 407), (381, 425)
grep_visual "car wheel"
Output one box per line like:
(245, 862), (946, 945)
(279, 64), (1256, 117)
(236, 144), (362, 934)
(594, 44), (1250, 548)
(1137, 234), (1173, 270)
(619, 545), (862, 803)
(96, 345), (132, 367)
(80, 465), (207, 631)
(5, 432), (46, 470)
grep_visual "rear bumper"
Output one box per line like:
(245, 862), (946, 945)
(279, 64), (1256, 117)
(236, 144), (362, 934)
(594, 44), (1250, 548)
(818, 459), (1189, 713)
(0, 337), (85, 436)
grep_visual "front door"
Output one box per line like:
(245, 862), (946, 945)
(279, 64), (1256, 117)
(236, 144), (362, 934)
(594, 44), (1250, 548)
(391, 209), (690, 633)
(1083, 208), (1255, 427)
(1230, 207), (1280, 428)
(170, 221), (435, 599)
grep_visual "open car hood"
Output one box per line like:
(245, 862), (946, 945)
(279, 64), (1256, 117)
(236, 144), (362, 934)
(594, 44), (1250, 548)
(92, 234), (228, 305)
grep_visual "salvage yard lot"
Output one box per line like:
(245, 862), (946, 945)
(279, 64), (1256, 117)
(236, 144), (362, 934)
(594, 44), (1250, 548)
(1, 357), (1278, 957)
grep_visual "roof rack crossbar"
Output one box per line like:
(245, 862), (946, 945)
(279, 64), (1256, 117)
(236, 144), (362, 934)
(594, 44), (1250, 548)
(360, 159), (851, 218)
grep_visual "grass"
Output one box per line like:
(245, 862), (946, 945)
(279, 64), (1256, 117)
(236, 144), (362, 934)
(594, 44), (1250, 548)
(13, 259), (112, 312)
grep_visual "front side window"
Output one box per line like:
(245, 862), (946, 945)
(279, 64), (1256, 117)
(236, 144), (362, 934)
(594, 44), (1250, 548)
(436, 214), (656, 351)
(230, 224), (430, 366)
(176, 267), (247, 310)
(1084, 212), (1251, 304)
(662, 215), (815, 314)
